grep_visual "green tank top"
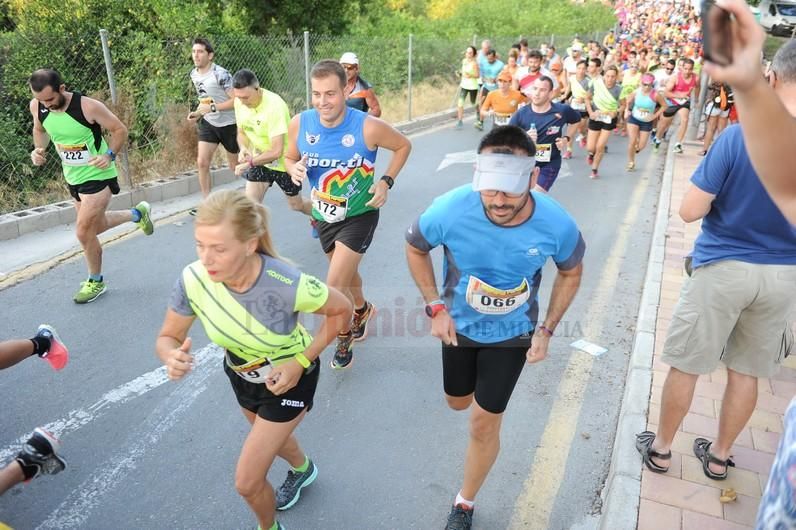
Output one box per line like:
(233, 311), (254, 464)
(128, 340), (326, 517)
(38, 92), (117, 186)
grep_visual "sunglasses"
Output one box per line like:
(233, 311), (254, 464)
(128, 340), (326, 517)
(342, 64), (357, 70)
(480, 189), (527, 198)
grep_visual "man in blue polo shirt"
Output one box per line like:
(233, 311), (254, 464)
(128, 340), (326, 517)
(635, 120), (796, 481)
(510, 76), (581, 192)
(405, 125), (585, 530)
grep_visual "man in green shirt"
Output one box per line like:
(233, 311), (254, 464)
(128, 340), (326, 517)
(28, 69), (154, 303)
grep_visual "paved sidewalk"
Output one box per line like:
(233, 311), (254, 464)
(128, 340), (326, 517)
(637, 140), (795, 530)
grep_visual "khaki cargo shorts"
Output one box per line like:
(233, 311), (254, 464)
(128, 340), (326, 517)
(662, 260), (796, 378)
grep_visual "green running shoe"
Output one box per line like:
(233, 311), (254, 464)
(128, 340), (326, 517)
(134, 201), (154, 235)
(73, 279), (107, 304)
(276, 458), (318, 510)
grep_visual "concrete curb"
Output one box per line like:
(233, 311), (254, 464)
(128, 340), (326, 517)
(0, 108), (464, 242)
(598, 144), (676, 530)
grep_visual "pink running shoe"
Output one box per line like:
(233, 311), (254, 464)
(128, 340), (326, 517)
(562, 150), (572, 160)
(36, 325), (69, 371)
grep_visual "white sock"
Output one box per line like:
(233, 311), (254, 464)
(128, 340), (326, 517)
(455, 492), (474, 509)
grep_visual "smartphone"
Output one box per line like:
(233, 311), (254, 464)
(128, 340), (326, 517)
(702, 0), (733, 66)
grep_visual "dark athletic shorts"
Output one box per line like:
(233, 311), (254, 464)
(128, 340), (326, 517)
(459, 87), (478, 105)
(197, 119), (240, 154)
(588, 117), (618, 132)
(317, 209), (379, 255)
(627, 115), (654, 132)
(663, 101), (690, 118)
(536, 160), (563, 192)
(224, 357), (320, 423)
(442, 333), (533, 414)
(68, 177), (120, 202)
(579, 110), (589, 119)
(243, 166), (301, 196)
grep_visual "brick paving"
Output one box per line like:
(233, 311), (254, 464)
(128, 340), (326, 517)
(637, 140), (795, 530)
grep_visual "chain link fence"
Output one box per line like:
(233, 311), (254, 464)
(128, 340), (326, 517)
(0, 29), (598, 215)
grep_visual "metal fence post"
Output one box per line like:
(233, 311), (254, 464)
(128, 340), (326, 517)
(99, 28), (130, 189)
(407, 34), (413, 122)
(550, 34), (555, 46)
(304, 31), (311, 109)
(472, 34), (477, 47)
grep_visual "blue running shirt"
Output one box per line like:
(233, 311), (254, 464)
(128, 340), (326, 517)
(406, 185), (585, 343)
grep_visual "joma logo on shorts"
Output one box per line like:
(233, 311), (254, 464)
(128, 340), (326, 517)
(281, 399), (305, 408)
(267, 270), (294, 285)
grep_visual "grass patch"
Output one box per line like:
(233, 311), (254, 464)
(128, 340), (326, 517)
(380, 76), (460, 124)
(764, 34), (793, 59)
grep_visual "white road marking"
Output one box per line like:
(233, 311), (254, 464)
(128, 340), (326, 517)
(0, 344), (222, 463)
(436, 150), (477, 172)
(35, 344), (221, 529)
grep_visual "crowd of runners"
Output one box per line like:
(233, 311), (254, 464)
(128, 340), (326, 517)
(3, 0), (796, 528)
(457, 0), (743, 189)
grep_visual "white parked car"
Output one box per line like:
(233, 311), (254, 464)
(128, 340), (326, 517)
(759, 0), (796, 36)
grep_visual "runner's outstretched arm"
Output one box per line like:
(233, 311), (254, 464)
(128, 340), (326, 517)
(704, 0), (796, 223)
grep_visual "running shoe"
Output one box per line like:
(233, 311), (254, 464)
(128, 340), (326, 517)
(626, 161), (635, 172)
(351, 302), (376, 342)
(276, 459), (318, 511)
(310, 219), (319, 239)
(133, 201), (154, 235)
(331, 333), (354, 369)
(188, 208), (198, 216)
(562, 150), (572, 160)
(590, 169), (599, 179)
(445, 504), (474, 530)
(455, 120), (463, 130)
(673, 143), (683, 154)
(587, 153), (594, 165)
(73, 279), (107, 304)
(15, 428), (66, 481)
(579, 137), (587, 148)
(473, 121), (483, 131)
(255, 524), (285, 530)
(35, 324), (69, 371)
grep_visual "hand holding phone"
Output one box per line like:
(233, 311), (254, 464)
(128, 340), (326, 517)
(702, 0), (733, 66)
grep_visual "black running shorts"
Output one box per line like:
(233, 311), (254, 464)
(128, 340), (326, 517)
(442, 333), (532, 414)
(224, 358), (320, 423)
(243, 166), (302, 196)
(663, 101), (690, 118)
(317, 210), (379, 255)
(197, 119), (240, 154)
(588, 117), (618, 132)
(68, 177), (120, 202)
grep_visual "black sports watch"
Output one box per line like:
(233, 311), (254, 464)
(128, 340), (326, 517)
(380, 175), (394, 189)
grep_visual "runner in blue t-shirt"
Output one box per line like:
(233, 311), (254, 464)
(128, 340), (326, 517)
(474, 49), (505, 131)
(405, 126), (585, 530)
(509, 76), (581, 192)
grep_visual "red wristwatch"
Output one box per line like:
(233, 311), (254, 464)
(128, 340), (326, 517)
(425, 300), (447, 318)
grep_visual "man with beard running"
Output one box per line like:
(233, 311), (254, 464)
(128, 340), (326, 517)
(406, 125), (584, 530)
(28, 68), (153, 304)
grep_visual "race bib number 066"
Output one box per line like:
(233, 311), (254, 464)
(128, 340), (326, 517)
(465, 275), (531, 315)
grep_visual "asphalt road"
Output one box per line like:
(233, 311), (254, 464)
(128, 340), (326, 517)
(0, 118), (662, 530)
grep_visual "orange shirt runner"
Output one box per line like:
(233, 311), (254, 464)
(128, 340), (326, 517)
(481, 89), (526, 116)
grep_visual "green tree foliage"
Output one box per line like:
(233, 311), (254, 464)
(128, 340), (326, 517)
(354, 0), (615, 38)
